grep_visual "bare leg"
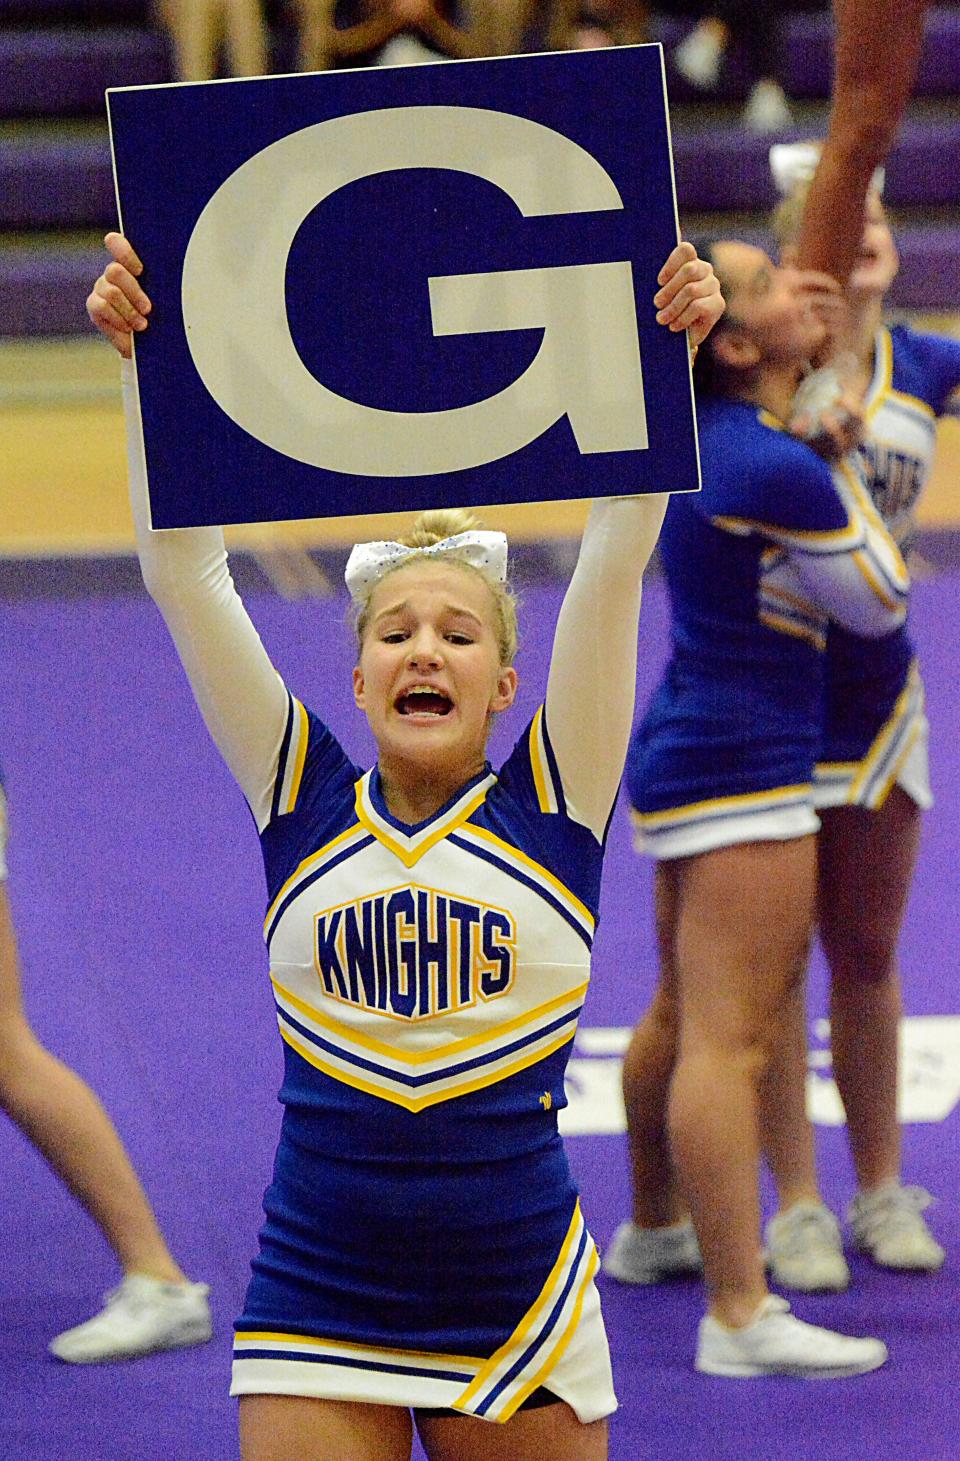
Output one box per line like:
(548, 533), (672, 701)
(668, 837), (816, 1326)
(758, 975), (821, 1213)
(239, 1396), (413, 1461)
(467, 0), (540, 57)
(0, 887), (185, 1282)
(621, 860), (687, 1227)
(818, 788), (920, 1190)
(418, 1400), (607, 1461)
(796, 0), (929, 282)
(223, 0), (269, 76)
(165, 0), (224, 82)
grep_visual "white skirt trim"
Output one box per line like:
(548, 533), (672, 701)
(813, 667), (931, 811)
(230, 1204), (616, 1427)
(631, 796), (819, 861)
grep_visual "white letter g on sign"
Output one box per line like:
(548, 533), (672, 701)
(181, 106), (648, 477)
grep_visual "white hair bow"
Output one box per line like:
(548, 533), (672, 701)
(769, 141), (885, 198)
(344, 530), (509, 601)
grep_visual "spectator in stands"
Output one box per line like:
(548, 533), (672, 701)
(664, 2), (793, 133)
(0, 788), (211, 1363)
(543, 0), (649, 52)
(295, 0), (508, 69)
(158, 0), (269, 81)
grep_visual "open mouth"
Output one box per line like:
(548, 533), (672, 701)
(396, 687), (454, 718)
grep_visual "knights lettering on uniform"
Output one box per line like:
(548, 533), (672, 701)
(314, 886), (517, 1019)
(861, 442), (924, 526)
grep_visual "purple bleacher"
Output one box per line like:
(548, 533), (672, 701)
(780, 9), (837, 100)
(786, 6), (960, 100)
(1, 225), (957, 339)
(884, 122), (960, 208)
(658, 6), (960, 103)
(0, 4), (958, 336)
(0, 0), (150, 20)
(2, 9), (958, 117)
(0, 140), (115, 230)
(695, 219), (960, 313)
(0, 27), (170, 118)
(4, 116), (956, 233)
(671, 120), (960, 215)
(891, 226), (960, 310)
(0, 248), (103, 337)
(914, 7), (960, 95)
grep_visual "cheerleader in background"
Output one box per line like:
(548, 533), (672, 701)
(605, 235), (905, 1378)
(0, 784), (211, 1362)
(757, 144), (958, 1292)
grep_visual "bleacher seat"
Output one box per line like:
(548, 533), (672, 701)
(0, 3), (957, 335)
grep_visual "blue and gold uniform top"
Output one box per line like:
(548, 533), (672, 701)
(824, 324), (960, 758)
(861, 324), (960, 549)
(627, 395), (899, 816)
(260, 693), (602, 1166)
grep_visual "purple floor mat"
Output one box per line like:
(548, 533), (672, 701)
(0, 566), (957, 1459)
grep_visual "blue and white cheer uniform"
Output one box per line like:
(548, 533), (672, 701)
(628, 394), (908, 859)
(814, 324), (960, 811)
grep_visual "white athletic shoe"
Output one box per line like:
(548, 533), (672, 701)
(673, 24), (724, 89)
(49, 1274), (213, 1364)
(764, 1202), (850, 1292)
(696, 1295), (887, 1379)
(602, 1219), (703, 1284)
(741, 79), (793, 134)
(849, 1184), (946, 1272)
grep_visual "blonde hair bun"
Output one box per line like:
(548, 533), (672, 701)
(398, 508), (480, 549)
(353, 508), (519, 665)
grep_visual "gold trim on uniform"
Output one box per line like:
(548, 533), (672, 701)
(275, 1018), (578, 1113)
(451, 1202), (599, 1423)
(634, 783), (811, 831)
(529, 706), (560, 815)
(271, 974), (588, 1068)
(814, 661), (925, 810)
(263, 824), (368, 936)
(354, 771), (496, 869)
(455, 824), (595, 939)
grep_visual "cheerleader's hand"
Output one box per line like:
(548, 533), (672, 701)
(653, 241), (725, 354)
(789, 363), (865, 461)
(86, 232), (151, 358)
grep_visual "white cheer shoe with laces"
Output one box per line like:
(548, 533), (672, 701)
(602, 1218), (703, 1284)
(49, 1274), (212, 1364)
(849, 1184), (946, 1271)
(764, 1201), (850, 1292)
(696, 1295), (887, 1379)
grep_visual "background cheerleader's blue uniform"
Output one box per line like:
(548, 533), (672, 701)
(819, 325), (960, 782)
(627, 397), (854, 824)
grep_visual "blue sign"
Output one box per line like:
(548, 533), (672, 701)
(107, 47), (699, 529)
